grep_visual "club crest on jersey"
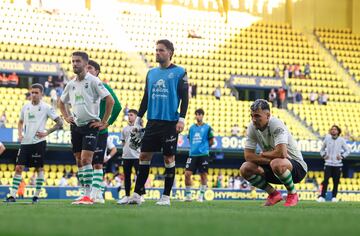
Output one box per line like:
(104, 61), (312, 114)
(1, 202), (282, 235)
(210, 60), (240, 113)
(85, 83), (89, 88)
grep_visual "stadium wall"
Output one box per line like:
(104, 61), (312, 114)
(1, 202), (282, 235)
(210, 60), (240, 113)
(262, 0), (359, 32)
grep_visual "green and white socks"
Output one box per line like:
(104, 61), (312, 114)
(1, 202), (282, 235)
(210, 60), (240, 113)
(82, 164), (93, 196)
(78, 166), (85, 196)
(92, 169), (103, 192)
(248, 174), (274, 193)
(10, 174), (22, 198)
(275, 169), (296, 194)
(35, 171), (44, 197)
(199, 185), (206, 199)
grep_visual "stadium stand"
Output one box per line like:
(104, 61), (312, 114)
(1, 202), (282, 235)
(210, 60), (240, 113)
(315, 27), (360, 83)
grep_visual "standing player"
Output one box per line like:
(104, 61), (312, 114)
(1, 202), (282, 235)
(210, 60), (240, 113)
(117, 109), (143, 204)
(6, 83), (63, 203)
(86, 59), (121, 204)
(317, 125), (350, 202)
(59, 51), (114, 205)
(184, 108), (214, 202)
(240, 99), (307, 207)
(128, 39), (189, 206)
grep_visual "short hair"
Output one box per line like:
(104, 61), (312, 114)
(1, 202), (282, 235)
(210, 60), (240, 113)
(72, 51), (89, 62)
(88, 60), (101, 74)
(331, 125), (342, 135)
(31, 83), (44, 93)
(250, 99), (270, 112)
(195, 108), (205, 115)
(128, 109), (138, 115)
(156, 39), (174, 59)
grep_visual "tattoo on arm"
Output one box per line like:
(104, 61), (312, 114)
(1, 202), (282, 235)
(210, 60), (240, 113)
(48, 117), (63, 134)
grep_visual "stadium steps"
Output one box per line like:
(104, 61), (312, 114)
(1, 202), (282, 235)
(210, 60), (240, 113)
(96, 8), (149, 80)
(287, 109), (321, 139)
(303, 30), (360, 97)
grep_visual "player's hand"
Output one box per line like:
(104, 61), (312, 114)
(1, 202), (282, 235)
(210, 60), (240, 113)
(133, 117), (142, 132)
(18, 134), (23, 142)
(36, 130), (48, 138)
(104, 155), (111, 163)
(336, 155), (342, 160)
(89, 121), (105, 129)
(64, 116), (75, 124)
(176, 121), (184, 133)
(98, 122), (109, 131)
(323, 155), (329, 160)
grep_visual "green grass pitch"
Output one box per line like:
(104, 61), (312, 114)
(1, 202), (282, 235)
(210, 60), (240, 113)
(0, 200), (359, 236)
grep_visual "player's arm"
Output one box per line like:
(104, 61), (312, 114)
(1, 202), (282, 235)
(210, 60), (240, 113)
(137, 74), (149, 124)
(104, 138), (117, 163)
(244, 148), (271, 165)
(17, 119), (24, 142)
(260, 143), (287, 159)
(208, 126), (215, 147)
(59, 84), (74, 124)
(261, 125), (288, 159)
(103, 83), (122, 127)
(0, 142), (5, 155)
(320, 136), (328, 159)
(36, 107), (64, 138)
(101, 94), (115, 126)
(340, 138), (351, 159)
(176, 72), (189, 133)
(91, 80), (114, 129)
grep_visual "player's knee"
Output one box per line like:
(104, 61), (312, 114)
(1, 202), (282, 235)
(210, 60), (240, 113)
(139, 152), (152, 161)
(270, 159), (287, 174)
(93, 164), (102, 169)
(240, 162), (257, 177)
(185, 171), (192, 179)
(15, 165), (23, 173)
(164, 155), (175, 165)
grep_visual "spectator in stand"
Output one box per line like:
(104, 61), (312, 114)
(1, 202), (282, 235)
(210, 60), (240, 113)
(268, 88), (277, 107)
(277, 87), (286, 109)
(55, 83), (64, 100)
(319, 92), (328, 105)
(188, 29), (202, 39)
(0, 73), (8, 87)
(192, 83), (197, 98)
(44, 76), (54, 96)
(0, 111), (6, 128)
(289, 64), (294, 78)
(231, 124), (240, 137)
(304, 63), (311, 78)
(233, 176), (241, 189)
(294, 64), (301, 78)
(214, 86), (221, 100)
(274, 65), (280, 78)
(283, 65), (289, 79)
(309, 91), (317, 104)
(8, 72), (19, 87)
(294, 91), (303, 104)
